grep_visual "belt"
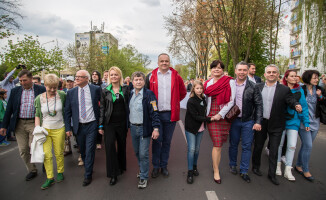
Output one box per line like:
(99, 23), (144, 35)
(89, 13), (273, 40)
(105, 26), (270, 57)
(263, 118), (269, 121)
(19, 118), (34, 120)
(159, 110), (171, 113)
(79, 121), (94, 126)
(131, 123), (143, 126)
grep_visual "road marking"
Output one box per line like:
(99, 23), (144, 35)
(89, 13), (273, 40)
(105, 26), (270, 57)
(206, 191), (219, 200)
(0, 146), (19, 156)
(178, 120), (187, 144)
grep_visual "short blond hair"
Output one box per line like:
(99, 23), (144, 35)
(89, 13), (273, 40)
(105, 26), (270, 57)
(107, 66), (124, 86)
(44, 74), (59, 88)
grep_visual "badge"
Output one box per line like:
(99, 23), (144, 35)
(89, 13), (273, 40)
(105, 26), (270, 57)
(150, 101), (158, 111)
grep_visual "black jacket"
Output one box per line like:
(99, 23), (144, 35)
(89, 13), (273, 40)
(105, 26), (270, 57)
(129, 87), (160, 138)
(239, 80), (263, 124)
(256, 82), (299, 133)
(185, 95), (211, 134)
(99, 85), (130, 129)
(301, 85), (326, 124)
(254, 75), (262, 83)
(2, 84), (46, 131)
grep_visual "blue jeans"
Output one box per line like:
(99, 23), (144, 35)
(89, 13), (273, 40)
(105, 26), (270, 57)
(130, 124), (150, 180)
(77, 121), (97, 179)
(296, 128), (318, 172)
(185, 130), (204, 170)
(152, 112), (176, 169)
(277, 129), (298, 166)
(229, 118), (254, 173)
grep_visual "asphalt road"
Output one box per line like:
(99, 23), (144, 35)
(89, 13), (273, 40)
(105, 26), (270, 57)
(1, 109), (326, 200)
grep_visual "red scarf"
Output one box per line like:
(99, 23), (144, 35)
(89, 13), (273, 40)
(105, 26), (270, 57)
(204, 76), (232, 105)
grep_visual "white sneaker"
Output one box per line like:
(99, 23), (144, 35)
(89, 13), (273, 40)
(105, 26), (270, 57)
(96, 144), (102, 150)
(281, 156), (286, 164)
(78, 154), (82, 162)
(265, 147), (269, 156)
(276, 162), (282, 176)
(136, 172), (140, 178)
(138, 179), (147, 189)
(284, 166), (295, 181)
(78, 160), (84, 166)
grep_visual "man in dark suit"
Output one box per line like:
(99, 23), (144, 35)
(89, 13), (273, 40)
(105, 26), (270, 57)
(248, 63), (262, 83)
(64, 70), (101, 187)
(0, 69), (46, 181)
(252, 64), (302, 185)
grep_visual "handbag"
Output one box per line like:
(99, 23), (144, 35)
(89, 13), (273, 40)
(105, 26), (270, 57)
(225, 101), (240, 123)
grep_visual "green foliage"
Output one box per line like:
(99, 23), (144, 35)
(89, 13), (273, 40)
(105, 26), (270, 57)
(174, 64), (189, 80)
(0, 35), (65, 73)
(0, 63), (9, 80)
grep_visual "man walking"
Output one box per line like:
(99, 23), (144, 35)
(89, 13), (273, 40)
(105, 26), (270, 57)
(146, 53), (187, 178)
(64, 70), (101, 186)
(228, 62), (263, 183)
(252, 64), (302, 185)
(0, 69), (45, 181)
(129, 71), (160, 188)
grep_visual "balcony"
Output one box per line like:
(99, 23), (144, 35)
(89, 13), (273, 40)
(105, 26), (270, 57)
(290, 39), (301, 47)
(291, 25), (302, 34)
(291, 0), (300, 11)
(291, 50), (301, 58)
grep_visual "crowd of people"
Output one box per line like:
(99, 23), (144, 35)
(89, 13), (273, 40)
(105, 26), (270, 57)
(0, 54), (325, 190)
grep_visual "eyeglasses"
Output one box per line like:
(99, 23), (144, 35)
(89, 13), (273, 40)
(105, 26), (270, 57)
(75, 76), (87, 79)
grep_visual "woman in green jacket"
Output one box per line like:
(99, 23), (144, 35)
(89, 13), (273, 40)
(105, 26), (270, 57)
(34, 74), (66, 190)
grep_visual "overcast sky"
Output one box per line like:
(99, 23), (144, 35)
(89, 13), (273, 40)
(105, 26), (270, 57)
(2, 0), (290, 69)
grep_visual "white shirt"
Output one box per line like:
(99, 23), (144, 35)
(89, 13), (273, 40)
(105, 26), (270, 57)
(40, 93), (64, 129)
(262, 82), (277, 119)
(248, 75), (256, 83)
(157, 69), (172, 111)
(78, 84), (96, 123)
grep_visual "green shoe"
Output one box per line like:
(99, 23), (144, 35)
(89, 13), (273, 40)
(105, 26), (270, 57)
(56, 173), (64, 183)
(41, 179), (55, 190)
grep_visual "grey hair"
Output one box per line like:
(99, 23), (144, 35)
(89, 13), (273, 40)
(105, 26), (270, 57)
(158, 53), (170, 60)
(235, 61), (249, 70)
(265, 64), (280, 73)
(131, 71), (145, 81)
(77, 70), (91, 80)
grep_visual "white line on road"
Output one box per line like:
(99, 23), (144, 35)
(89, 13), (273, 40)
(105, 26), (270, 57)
(206, 191), (219, 200)
(178, 120), (187, 144)
(0, 146), (18, 156)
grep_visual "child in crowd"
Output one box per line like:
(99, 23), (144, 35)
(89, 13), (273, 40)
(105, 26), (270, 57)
(185, 80), (212, 184)
(0, 89), (10, 146)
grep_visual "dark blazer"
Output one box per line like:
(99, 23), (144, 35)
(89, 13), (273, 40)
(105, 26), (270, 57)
(240, 80), (263, 124)
(64, 84), (101, 134)
(256, 82), (298, 133)
(254, 75), (262, 83)
(2, 84), (46, 131)
(128, 87), (160, 138)
(99, 85), (130, 129)
(185, 95), (211, 134)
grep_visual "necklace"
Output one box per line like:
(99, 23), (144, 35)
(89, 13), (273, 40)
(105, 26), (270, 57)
(46, 92), (57, 117)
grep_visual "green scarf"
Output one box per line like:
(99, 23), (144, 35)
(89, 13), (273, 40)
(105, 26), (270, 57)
(106, 84), (124, 102)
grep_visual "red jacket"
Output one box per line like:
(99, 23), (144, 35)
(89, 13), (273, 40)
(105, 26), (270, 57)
(147, 67), (187, 121)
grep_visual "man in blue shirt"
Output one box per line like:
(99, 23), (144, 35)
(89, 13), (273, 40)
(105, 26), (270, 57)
(129, 71), (160, 189)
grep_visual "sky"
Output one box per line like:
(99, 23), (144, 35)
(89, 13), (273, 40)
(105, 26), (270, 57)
(1, 0), (290, 69)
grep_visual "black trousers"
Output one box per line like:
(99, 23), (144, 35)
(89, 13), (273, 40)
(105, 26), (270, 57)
(252, 119), (283, 178)
(104, 122), (127, 178)
(96, 132), (102, 145)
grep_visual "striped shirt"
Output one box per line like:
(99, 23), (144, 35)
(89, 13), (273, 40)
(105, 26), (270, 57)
(19, 87), (35, 118)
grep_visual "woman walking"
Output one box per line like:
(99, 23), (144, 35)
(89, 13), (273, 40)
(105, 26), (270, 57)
(99, 66), (129, 185)
(34, 74), (66, 189)
(185, 80), (212, 184)
(204, 60), (235, 184)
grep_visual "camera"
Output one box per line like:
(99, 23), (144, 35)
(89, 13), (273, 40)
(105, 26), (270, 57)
(16, 64), (26, 70)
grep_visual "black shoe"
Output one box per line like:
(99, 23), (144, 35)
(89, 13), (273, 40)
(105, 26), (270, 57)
(268, 175), (280, 185)
(193, 165), (199, 176)
(294, 166), (304, 175)
(151, 168), (160, 178)
(7, 136), (16, 141)
(161, 168), (169, 177)
(240, 173), (251, 183)
(230, 166), (238, 175)
(110, 177), (117, 185)
(303, 175), (315, 182)
(26, 171), (37, 181)
(82, 178), (92, 186)
(252, 168), (262, 176)
(73, 144), (78, 148)
(187, 170), (194, 184)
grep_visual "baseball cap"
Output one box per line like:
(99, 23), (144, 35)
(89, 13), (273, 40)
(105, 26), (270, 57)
(66, 76), (74, 82)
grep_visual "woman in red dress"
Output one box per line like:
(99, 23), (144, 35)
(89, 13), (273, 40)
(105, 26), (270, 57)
(204, 60), (235, 184)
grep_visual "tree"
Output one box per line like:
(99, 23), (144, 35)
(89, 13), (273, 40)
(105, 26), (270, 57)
(175, 64), (189, 80)
(0, 0), (23, 39)
(0, 35), (65, 73)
